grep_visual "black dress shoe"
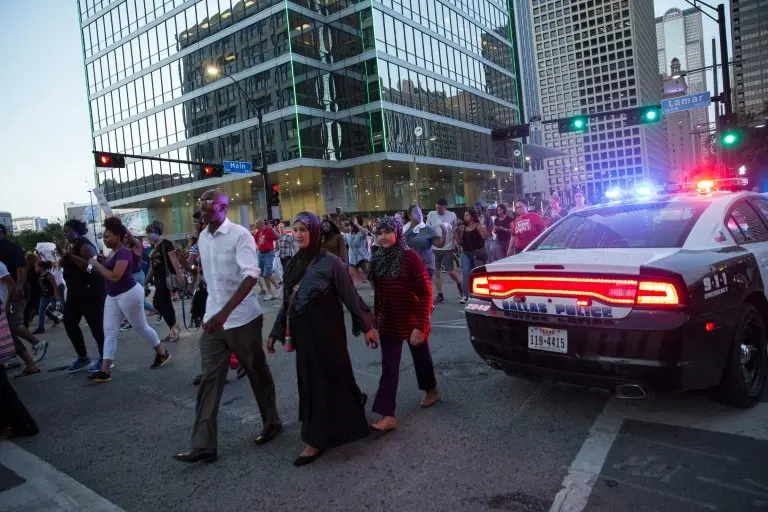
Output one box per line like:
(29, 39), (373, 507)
(173, 449), (217, 463)
(293, 450), (324, 467)
(254, 423), (282, 445)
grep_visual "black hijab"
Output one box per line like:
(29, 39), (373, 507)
(370, 215), (406, 279)
(283, 212), (323, 296)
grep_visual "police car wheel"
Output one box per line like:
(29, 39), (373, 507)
(716, 303), (768, 408)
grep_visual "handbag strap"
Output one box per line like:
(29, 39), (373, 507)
(286, 256), (318, 316)
(160, 241), (171, 277)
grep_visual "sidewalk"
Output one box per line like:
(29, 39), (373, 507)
(0, 441), (123, 512)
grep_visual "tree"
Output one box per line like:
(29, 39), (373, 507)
(10, 223), (65, 253)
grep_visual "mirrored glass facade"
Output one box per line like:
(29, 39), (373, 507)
(79, 0), (522, 234)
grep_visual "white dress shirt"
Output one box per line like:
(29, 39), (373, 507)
(198, 218), (262, 330)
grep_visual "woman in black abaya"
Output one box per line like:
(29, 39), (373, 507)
(267, 212), (378, 466)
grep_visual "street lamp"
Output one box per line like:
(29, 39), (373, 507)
(205, 63), (273, 219)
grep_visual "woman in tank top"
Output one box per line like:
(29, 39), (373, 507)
(457, 209), (488, 304)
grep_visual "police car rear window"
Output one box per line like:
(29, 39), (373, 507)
(531, 201), (707, 250)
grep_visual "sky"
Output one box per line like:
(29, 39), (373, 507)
(0, 0), (728, 221)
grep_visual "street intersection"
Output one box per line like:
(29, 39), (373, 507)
(1, 283), (767, 512)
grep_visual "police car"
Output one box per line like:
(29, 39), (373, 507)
(465, 178), (768, 407)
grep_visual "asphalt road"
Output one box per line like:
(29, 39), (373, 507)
(2, 282), (767, 512)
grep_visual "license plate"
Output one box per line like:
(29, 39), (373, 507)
(528, 327), (568, 354)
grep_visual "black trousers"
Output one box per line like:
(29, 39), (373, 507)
(153, 279), (176, 328)
(23, 292), (40, 328)
(63, 290), (105, 359)
(0, 365), (39, 437)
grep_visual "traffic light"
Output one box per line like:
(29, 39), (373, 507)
(491, 124), (530, 140)
(269, 184), (280, 206)
(94, 152), (126, 168)
(198, 164), (223, 180)
(558, 116), (588, 133)
(624, 105), (662, 126)
(718, 114), (743, 149)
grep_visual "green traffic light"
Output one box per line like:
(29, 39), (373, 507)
(721, 131), (739, 146)
(571, 117), (587, 130)
(644, 110), (658, 121)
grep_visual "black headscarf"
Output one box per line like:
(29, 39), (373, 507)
(370, 216), (406, 279)
(283, 212), (323, 297)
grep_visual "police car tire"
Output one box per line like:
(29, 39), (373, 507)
(716, 303), (768, 408)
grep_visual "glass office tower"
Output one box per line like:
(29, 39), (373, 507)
(79, 0), (523, 234)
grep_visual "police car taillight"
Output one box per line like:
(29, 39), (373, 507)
(470, 271), (687, 307)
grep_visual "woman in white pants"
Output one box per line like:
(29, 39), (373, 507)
(86, 217), (171, 383)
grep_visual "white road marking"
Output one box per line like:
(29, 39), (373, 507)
(0, 441), (124, 511)
(695, 476), (768, 498)
(549, 399), (625, 512)
(550, 396), (768, 512)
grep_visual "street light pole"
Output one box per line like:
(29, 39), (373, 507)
(205, 65), (272, 219)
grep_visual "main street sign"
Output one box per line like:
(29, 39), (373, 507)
(223, 160), (253, 173)
(661, 92), (711, 115)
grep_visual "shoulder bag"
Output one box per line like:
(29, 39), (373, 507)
(161, 242), (187, 291)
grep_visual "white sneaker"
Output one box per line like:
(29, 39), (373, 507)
(155, 315), (163, 325)
(264, 293), (276, 301)
(32, 340), (49, 363)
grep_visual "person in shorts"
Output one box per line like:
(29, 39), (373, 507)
(254, 219), (279, 300)
(426, 200), (463, 303)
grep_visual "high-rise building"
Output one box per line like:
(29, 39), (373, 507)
(78, 0), (535, 234)
(731, 0), (768, 119)
(531, 0), (668, 203)
(662, 68), (697, 184)
(656, 8), (709, 161)
(0, 212), (12, 232)
(12, 217), (49, 233)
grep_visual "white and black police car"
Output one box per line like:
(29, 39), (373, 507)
(466, 178), (767, 407)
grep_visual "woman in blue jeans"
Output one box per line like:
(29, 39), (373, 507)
(456, 209), (489, 304)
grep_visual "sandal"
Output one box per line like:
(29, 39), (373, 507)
(15, 367), (41, 378)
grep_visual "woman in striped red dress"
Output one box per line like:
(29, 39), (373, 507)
(369, 216), (439, 433)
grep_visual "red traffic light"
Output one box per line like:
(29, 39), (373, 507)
(203, 166), (214, 176)
(198, 164), (223, 180)
(94, 152), (126, 168)
(272, 184), (280, 192)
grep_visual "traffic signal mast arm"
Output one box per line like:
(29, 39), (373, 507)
(93, 150), (222, 170)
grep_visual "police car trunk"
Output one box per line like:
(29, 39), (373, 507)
(465, 195), (732, 398)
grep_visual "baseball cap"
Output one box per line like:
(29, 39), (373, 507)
(436, 198), (448, 206)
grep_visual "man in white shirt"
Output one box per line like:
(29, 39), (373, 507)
(426, 199), (463, 303)
(174, 190), (281, 464)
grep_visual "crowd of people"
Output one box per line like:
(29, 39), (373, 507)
(0, 189), (587, 458)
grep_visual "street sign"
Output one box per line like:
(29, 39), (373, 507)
(661, 92), (711, 115)
(223, 160), (253, 173)
(91, 187), (113, 216)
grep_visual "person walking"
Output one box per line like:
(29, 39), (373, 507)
(267, 212), (377, 466)
(321, 219), (347, 262)
(511, 200), (547, 255)
(0, 280), (39, 439)
(0, 261), (39, 377)
(33, 261), (60, 334)
(144, 221), (183, 342)
(59, 220), (105, 373)
(277, 223), (298, 273)
(369, 216), (439, 433)
(403, 205), (448, 281)
(492, 204), (514, 260)
(0, 226), (49, 367)
(457, 209), (489, 304)
(253, 219), (280, 301)
(22, 253), (41, 330)
(426, 199), (463, 303)
(174, 190), (281, 464)
(86, 217), (171, 383)
(347, 216), (372, 284)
